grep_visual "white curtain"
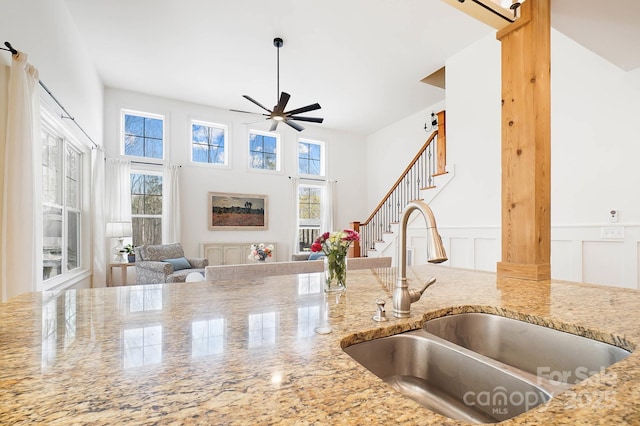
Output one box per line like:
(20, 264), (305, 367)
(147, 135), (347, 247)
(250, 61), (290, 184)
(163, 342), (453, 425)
(104, 158), (131, 267)
(290, 177), (300, 255)
(104, 158), (132, 222)
(91, 147), (106, 287)
(322, 180), (336, 232)
(162, 165), (180, 244)
(1, 52), (40, 301)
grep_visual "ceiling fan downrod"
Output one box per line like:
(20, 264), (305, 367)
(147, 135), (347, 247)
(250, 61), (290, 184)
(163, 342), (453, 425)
(274, 37), (283, 104)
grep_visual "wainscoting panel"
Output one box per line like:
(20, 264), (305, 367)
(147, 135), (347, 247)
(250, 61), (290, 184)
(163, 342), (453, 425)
(550, 240), (574, 282)
(473, 238), (498, 272)
(449, 237), (472, 269)
(582, 241), (624, 287)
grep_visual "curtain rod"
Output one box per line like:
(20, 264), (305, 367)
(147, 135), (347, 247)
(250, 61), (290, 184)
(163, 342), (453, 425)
(105, 158), (182, 167)
(131, 160), (181, 167)
(288, 176), (336, 183)
(2, 41), (99, 150)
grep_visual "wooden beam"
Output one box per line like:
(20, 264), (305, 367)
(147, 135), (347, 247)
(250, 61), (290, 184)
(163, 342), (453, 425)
(496, 0), (551, 281)
(436, 110), (447, 175)
(349, 222), (361, 258)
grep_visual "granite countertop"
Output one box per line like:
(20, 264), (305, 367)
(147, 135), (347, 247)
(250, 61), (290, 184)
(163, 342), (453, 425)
(1, 264), (639, 425)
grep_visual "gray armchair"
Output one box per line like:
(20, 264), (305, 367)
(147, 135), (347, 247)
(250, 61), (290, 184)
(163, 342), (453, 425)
(135, 243), (208, 284)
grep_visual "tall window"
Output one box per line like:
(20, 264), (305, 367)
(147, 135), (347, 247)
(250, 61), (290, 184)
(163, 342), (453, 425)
(249, 130), (280, 171)
(131, 172), (162, 246)
(123, 110), (164, 159)
(191, 120), (228, 166)
(298, 139), (324, 176)
(42, 125), (83, 282)
(297, 185), (322, 252)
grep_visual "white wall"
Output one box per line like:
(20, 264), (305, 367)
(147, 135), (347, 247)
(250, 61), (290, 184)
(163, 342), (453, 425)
(103, 88), (368, 262)
(367, 30), (640, 289)
(551, 30), (640, 225)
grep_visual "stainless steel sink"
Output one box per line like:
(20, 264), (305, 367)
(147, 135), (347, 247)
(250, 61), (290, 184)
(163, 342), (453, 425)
(344, 312), (632, 423)
(423, 313), (631, 385)
(344, 330), (551, 423)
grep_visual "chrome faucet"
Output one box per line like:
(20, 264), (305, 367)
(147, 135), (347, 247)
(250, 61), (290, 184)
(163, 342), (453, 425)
(393, 200), (448, 318)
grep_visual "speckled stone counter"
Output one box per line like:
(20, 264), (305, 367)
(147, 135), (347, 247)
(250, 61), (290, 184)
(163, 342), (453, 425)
(1, 265), (640, 425)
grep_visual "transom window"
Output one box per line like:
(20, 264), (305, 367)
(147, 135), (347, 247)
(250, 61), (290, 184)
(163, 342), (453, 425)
(249, 130), (280, 171)
(298, 139), (324, 176)
(191, 120), (228, 166)
(297, 185), (322, 252)
(131, 172), (163, 246)
(122, 110), (164, 159)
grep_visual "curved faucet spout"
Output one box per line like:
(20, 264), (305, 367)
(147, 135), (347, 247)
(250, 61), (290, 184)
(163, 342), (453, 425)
(393, 201), (447, 318)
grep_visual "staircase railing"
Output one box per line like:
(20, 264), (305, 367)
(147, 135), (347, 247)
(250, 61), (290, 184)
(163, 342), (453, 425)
(351, 110), (446, 257)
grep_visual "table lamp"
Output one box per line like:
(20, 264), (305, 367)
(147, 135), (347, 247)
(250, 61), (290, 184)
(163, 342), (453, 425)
(106, 221), (133, 263)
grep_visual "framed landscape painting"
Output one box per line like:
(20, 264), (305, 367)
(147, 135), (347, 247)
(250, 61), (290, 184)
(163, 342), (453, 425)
(208, 192), (267, 230)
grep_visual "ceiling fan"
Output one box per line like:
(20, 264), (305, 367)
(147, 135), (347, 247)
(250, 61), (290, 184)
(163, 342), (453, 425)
(231, 37), (324, 132)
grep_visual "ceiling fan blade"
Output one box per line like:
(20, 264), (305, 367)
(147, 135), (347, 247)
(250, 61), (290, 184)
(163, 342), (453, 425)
(289, 116), (324, 123)
(230, 109), (270, 117)
(285, 103), (321, 116)
(284, 119), (304, 132)
(242, 95), (272, 113)
(273, 92), (291, 114)
(269, 120), (279, 132)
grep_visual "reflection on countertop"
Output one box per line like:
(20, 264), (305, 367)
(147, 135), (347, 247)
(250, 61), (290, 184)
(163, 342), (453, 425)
(1, 264), (640, 425)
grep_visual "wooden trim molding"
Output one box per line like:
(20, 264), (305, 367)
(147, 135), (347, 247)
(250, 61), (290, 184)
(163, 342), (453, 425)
(497, 261), (551, 281)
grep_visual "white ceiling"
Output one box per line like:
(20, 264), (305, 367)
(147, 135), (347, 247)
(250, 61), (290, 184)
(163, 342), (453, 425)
(63, 0), (640, 135)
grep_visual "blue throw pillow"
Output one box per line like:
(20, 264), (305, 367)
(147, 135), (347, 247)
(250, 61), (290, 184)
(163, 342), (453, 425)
(308, 252), (325, 261)
(164, 257), (192, 271)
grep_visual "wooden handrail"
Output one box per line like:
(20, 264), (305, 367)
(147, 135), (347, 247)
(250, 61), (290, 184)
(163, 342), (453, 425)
(361, 130), (438, 226)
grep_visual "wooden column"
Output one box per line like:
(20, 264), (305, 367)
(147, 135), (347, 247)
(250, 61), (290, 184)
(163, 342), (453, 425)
(349, 221), (361, 258)
(496, 0), (551, 281)
(435, 110), (447, 176)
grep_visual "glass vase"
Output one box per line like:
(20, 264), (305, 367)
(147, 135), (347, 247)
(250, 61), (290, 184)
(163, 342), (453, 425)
(324, 253), (347, 293)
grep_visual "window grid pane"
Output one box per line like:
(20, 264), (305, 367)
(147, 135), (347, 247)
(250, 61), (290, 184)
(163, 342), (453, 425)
(298, 141), (322, 176)
(124, 113), (164, 159)
(42, 132), (62, 205)
(66, 145), (80, 209)
(67, 210), (79, 271)
(192, 123), (226, 165)
(298, 187), (321, 220)
(249, 133), (278, 171)
(43, 205), (63, 280)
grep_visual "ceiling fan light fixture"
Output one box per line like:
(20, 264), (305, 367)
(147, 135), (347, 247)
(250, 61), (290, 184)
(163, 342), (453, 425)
(231, 37), (324, 132)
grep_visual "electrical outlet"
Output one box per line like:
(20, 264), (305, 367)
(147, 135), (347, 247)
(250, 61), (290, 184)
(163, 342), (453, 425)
(601, 227), (624, 239)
